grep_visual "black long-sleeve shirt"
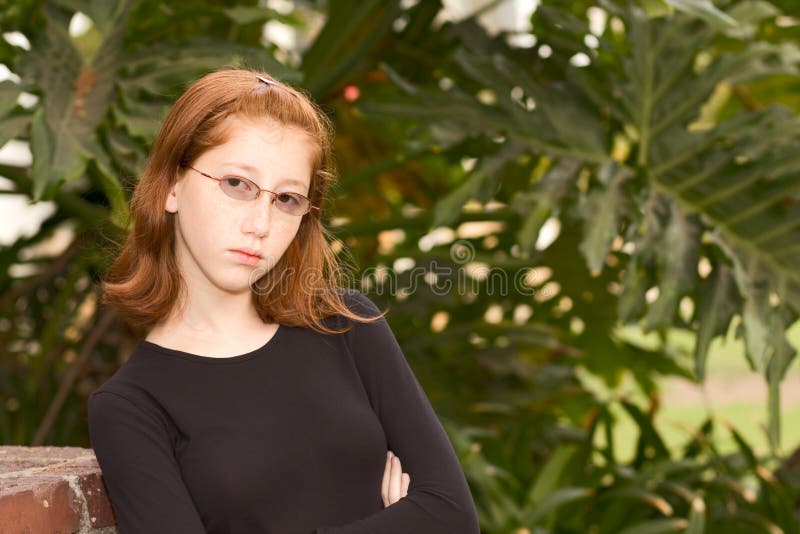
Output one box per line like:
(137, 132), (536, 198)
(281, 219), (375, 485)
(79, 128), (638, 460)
(88, 290), (480, 533)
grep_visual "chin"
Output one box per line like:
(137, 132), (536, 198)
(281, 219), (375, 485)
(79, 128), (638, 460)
(249, 262), (275, 279)
(249, 265), (289, 296)
(208, 270), (258, 293)
(223, 281), (256, 295)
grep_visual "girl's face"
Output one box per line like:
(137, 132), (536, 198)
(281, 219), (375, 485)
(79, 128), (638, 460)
(165, 116), (315, 296)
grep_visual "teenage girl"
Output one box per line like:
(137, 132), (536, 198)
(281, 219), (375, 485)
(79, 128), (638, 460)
(88, 69), (480, 533)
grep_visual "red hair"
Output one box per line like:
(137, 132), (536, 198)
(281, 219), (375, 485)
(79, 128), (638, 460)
(100, 69), (382, 336)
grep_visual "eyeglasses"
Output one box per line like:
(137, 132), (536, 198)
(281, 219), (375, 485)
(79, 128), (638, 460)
(186, 166), (318, 216)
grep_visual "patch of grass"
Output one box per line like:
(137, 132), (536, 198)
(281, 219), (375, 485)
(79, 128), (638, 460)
(658, 403), (800, 456)
(586, 320), (800, 462)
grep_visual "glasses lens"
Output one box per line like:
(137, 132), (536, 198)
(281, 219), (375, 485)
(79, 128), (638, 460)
(274, 192), (310, 216)
(220, 176), (258, 200)
(219, 175), (310, 215)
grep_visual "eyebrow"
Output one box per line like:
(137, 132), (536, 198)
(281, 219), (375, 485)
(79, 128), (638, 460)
(222, 162), (310, 190)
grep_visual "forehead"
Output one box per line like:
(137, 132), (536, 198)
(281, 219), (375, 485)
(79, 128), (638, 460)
(215, 116), (314, 151)
(202, 116), (316, 185)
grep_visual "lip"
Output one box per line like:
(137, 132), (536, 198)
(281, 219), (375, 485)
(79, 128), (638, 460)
(231, 248), (262, 259)
(229, 249), (262, 266)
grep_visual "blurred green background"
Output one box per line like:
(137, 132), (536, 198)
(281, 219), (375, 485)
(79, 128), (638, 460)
(1, 0), (800, 532)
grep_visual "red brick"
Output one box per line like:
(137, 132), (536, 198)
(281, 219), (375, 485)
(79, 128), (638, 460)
(0, 446), (117, 532)
(78, 471), (116, 528)
(0, 478), (80, 534)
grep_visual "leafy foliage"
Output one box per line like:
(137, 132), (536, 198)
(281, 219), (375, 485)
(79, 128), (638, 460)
(359, 0), (800, 451)
(450, 404), (800, 533)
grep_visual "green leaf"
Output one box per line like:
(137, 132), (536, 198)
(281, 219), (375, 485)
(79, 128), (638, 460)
(224, 6), (271, 25)
(766, 283), (796, 451)
(728, 0), (780, 23)
(694, 263), (739, 380)
(512, 158), (581, 256)
(84, 139), (129, 230)
(0, 80), (21, 116)
(682, 418), (714, 458)
(526, 444), (580, 505)
(52, 0), (128, 34)
(520, 486), (593, 526)
(616, 518), (688, 534)
(432, 172), (485, 228)
(734, 257), (772, 373)
(531, 83), (608, 157)
(620, 400), (671, 465)
(618, 257), (651, 323)
(29, 108), (59, 200)
(640, 0), (675, 18)
(728, 424), (758, 469)
(25, 2), (132, 200)
(223, 6), (302, 26)
(726, 1), (781, 39)
(663, 0), (738, 28)
(301, 0), (402, 96)
(619, 191), (670, 323)
(432, 142), (522, 227)
(0, 109), (31, 149)
(600, 487), (675, 516)
(644, 202), (700, 331)
(578, 164), (629, 274)
(685, 496), (706, 534)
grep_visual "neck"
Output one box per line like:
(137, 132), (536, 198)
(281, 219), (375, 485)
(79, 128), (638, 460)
(161, 228), (267, 338)
(154, 282), (265, 342)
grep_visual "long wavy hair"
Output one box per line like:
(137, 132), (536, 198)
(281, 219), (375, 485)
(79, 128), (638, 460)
(100, 68), (382, 336)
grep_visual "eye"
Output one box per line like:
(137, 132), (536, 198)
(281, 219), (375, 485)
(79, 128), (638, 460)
(276, 192), (301, 205)
(222, 176), (254, 191)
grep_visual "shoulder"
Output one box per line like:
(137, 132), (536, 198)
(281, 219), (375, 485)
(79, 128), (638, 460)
(333, 287), (384, 317)
(326, 288), (403, 353)
(88, 384), (174, 449)
(88, 387), (137, 421)
(88, 387), (144, 441)
(322, 287), (388, 335)
(88, 382), (153, 422)
(87, 351), (169, 429)
(88, 351), (145, 404)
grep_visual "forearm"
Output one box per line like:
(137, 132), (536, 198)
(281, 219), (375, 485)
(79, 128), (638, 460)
(316, 487), (479, 534)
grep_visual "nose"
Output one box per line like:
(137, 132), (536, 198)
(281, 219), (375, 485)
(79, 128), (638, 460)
(243, 192), (274, 237)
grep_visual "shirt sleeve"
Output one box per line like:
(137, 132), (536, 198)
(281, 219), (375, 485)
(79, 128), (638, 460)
(316, 291), (481, 534)
(88, 390), (206, 534)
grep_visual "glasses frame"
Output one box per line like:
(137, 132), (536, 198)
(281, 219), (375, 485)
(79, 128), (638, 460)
(185, 165), (319, 216)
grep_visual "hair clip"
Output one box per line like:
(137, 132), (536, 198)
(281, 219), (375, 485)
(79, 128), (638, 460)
(256, 75), (277, 86)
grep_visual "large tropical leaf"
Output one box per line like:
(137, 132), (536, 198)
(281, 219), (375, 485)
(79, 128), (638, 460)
(360, 0), (800, 448)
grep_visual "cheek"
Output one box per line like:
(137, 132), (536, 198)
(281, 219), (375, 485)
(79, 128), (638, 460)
(270, 218), (303, 250)
(179, 187), (235, 247)
(254, 220), (303, 278)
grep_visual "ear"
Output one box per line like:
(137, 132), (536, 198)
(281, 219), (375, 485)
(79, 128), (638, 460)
(165, 179), (182, 214)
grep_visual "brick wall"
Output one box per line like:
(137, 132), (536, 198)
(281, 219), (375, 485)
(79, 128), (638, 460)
(0, 446), (116, 533)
